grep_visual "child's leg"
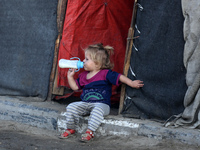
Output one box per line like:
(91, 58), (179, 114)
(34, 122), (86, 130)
(66, 102), (90, 129)
(81, 103), (110, 141)
(88, 103), (110, 132)
(60, 102), (89, 139)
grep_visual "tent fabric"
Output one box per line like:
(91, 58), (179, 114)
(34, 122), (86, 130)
(165, 0), (200, 128)
(121, 0), (187, 120)
(57, 0), (134, 94)
(0, 0), (57, 99)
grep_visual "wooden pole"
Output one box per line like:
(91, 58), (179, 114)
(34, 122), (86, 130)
(47, 0), (68, 101)
(119, 0), (138, 114)
(47, 35), (62, 101)
(57, 0), (68, 33)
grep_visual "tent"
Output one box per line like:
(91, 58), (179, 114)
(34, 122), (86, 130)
(55, 0), (134, 103)
(1, 0), (200, 128)
(55, 0), (188, 121)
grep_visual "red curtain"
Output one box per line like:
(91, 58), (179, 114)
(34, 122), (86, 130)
(57, 0), (134, 101)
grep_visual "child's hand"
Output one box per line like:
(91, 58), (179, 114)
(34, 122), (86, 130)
(67, 68), (76, 78)
(119, 75), (144, 89)
(67, 68), (79, 91)
(131, 80), (144, 89)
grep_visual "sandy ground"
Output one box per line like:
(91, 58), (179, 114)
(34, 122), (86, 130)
(0, 120), (199, 150)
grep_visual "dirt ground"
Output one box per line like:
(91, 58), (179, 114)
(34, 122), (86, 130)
(0, 120), (199, 150)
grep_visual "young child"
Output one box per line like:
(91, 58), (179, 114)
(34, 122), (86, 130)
(60, 43), (144, 142)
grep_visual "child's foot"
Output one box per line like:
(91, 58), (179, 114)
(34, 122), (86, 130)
(59, 129), (75, 139)
(80, 130), (94, 142)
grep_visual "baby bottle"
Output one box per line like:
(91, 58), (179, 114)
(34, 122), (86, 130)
(59, 57), (84, 72)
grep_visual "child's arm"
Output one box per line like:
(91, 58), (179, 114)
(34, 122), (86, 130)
(119, 75), (144, 89)
(67, 69), (79, 91)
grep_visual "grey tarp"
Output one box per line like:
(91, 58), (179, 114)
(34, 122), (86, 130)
(121, 0), (187, 120)
(165, 0), (200, 128)
(0, 0), (57, 99)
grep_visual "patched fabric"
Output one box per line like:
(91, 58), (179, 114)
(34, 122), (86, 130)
(165, 0), (200, 128)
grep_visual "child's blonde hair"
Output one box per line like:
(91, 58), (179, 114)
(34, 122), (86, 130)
(84, 43), (114, 69)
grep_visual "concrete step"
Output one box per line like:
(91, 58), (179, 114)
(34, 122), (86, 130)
(0, 96), (200, 146)
(57, 113), (200, 146)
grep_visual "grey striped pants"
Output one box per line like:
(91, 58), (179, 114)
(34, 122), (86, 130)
(66, 102), (110, 131)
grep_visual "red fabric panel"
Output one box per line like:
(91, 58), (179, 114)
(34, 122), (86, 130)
(57, 0), (134, 100)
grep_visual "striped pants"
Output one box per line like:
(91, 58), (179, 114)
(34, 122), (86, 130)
(66, 102), (110, 131)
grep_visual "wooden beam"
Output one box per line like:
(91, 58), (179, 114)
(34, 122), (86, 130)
(47, 0), (68, 101)
(47, 34), (63, 100)
(119, 0), (138, 114)
(52, 65), (64, 95)
(57, 0), (68, 33)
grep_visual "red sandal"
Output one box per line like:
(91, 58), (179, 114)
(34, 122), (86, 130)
(59, 129), (75, 139)
(81, 130), (94, 142)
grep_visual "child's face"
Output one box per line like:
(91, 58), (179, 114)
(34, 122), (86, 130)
(83, 51), (99, 71)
